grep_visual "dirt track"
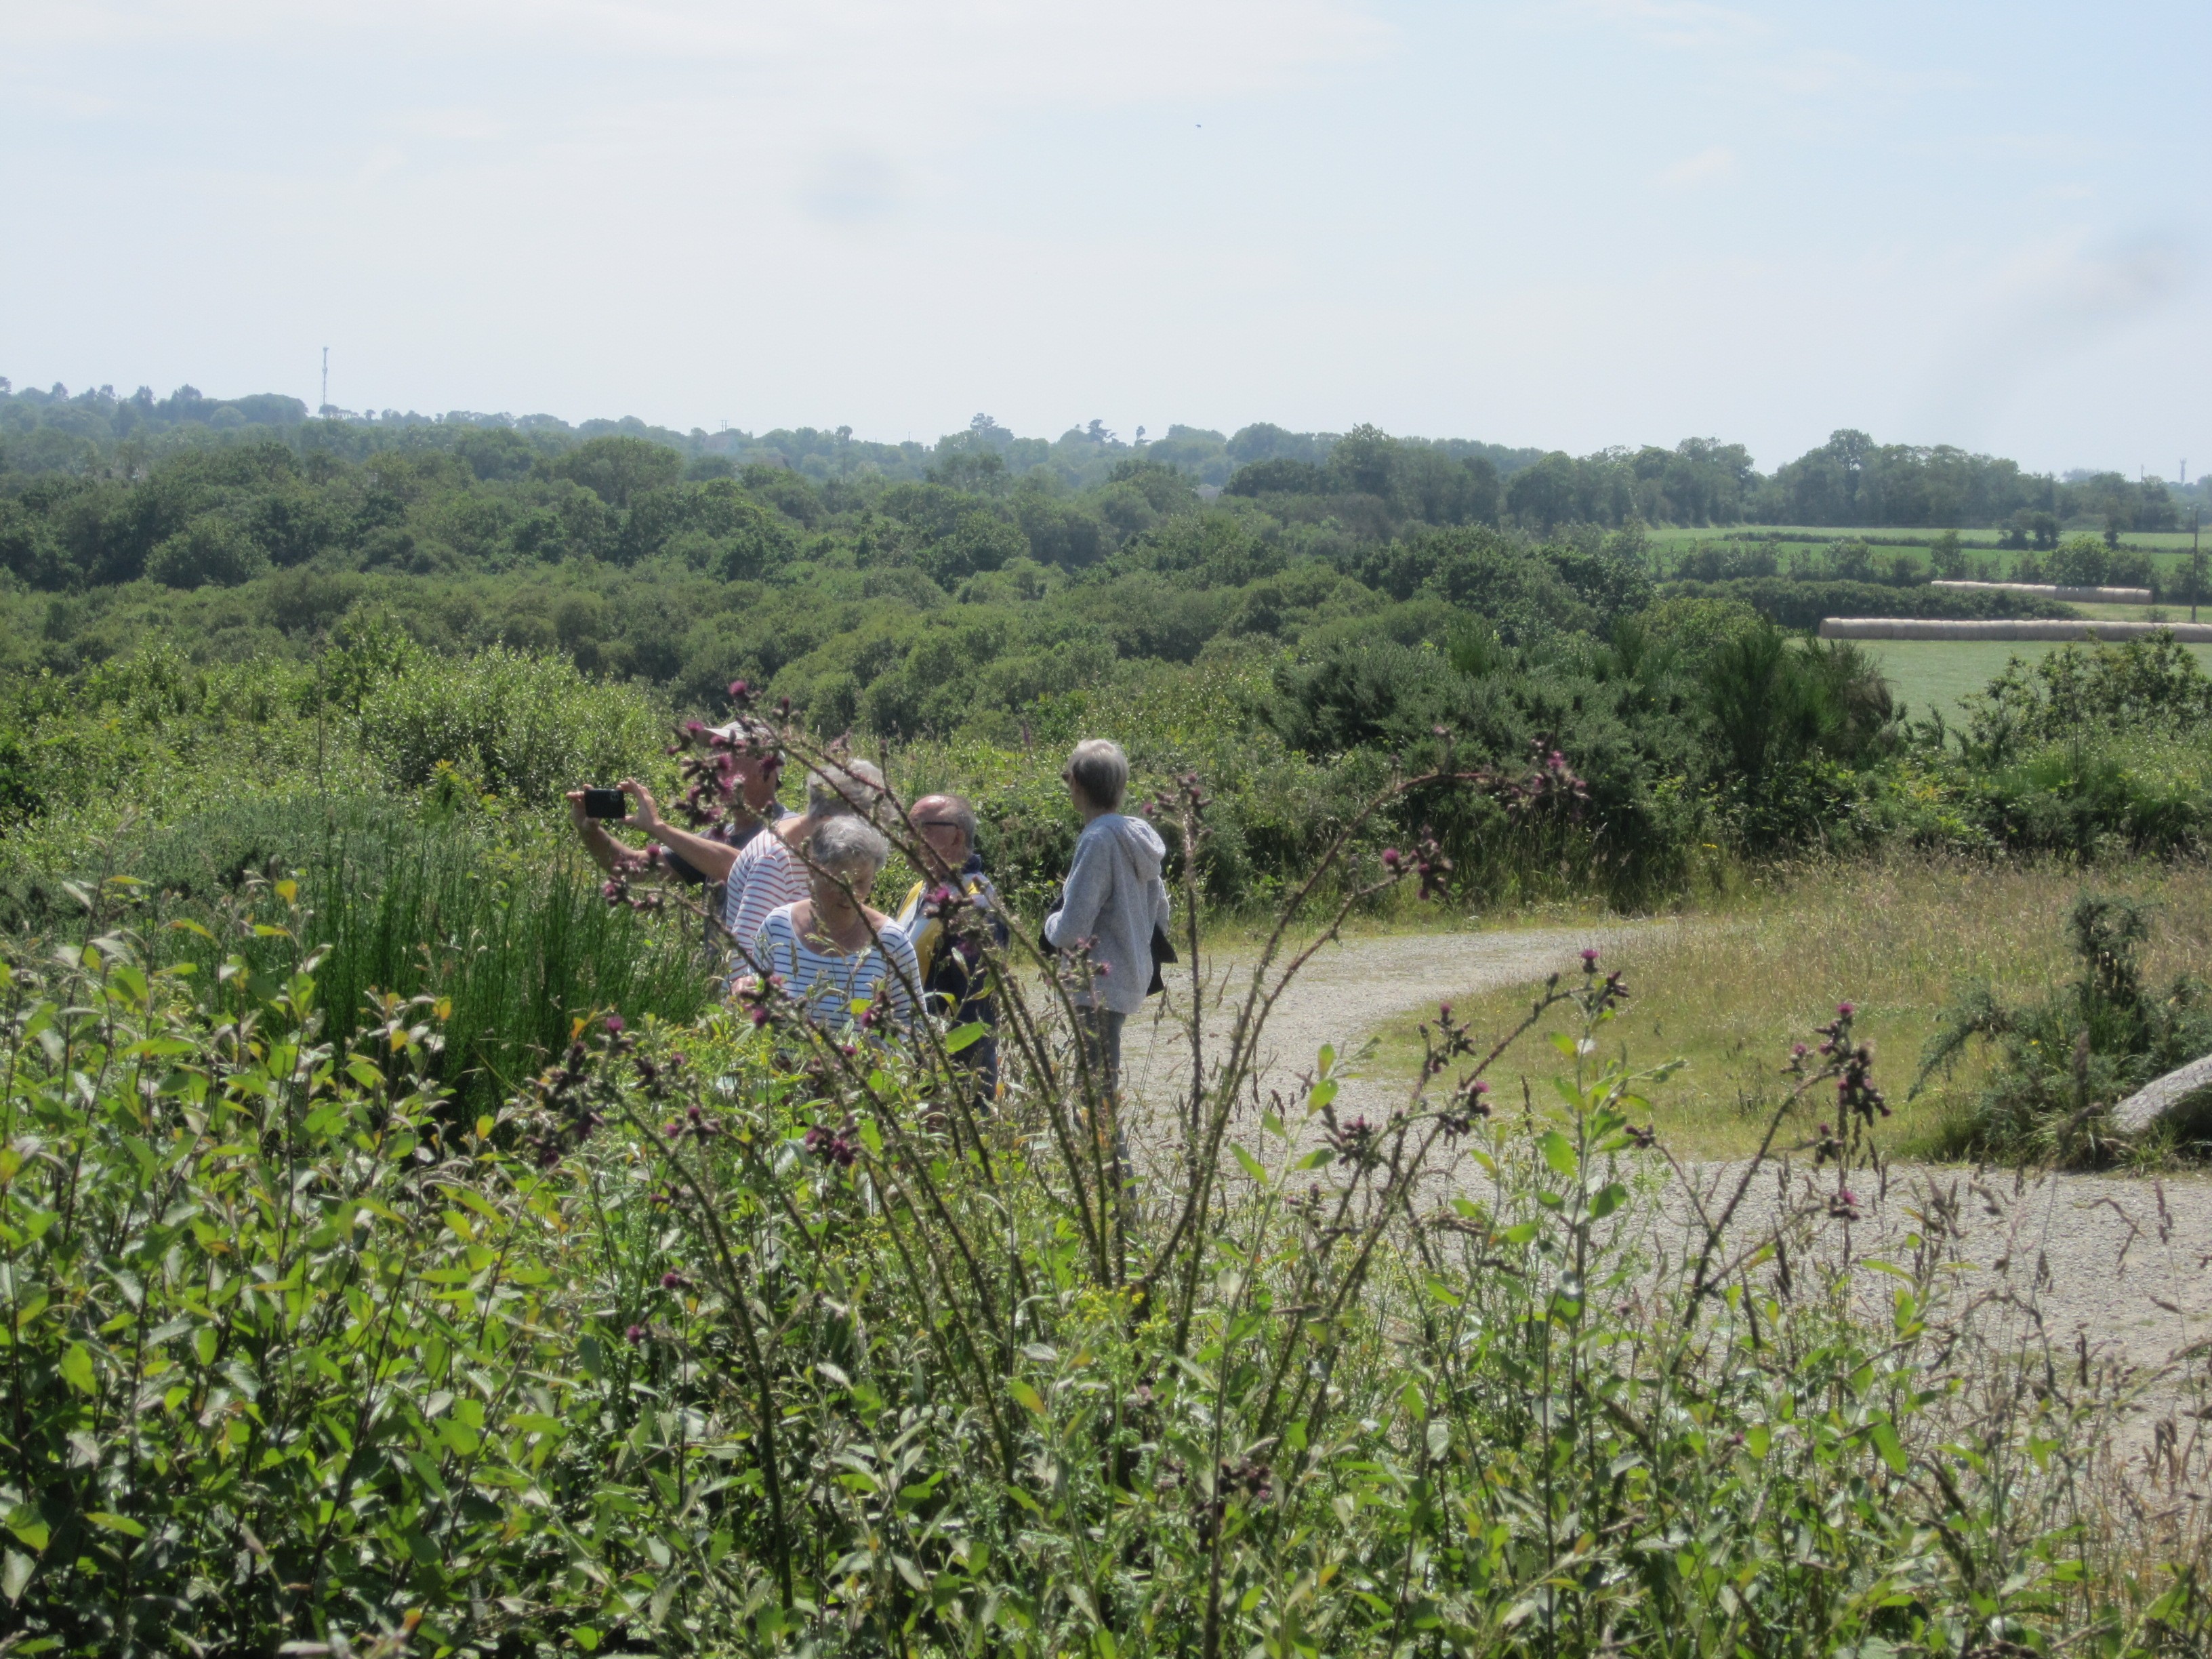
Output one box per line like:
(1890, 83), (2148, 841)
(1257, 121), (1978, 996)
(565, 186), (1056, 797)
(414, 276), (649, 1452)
(1122, 926), (2212, 1440)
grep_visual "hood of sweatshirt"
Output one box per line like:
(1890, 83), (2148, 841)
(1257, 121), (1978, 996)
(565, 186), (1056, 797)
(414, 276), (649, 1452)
(1092, 812), (1166, 880)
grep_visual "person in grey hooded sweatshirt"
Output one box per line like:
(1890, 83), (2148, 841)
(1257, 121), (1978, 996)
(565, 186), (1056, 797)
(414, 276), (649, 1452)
(1044, 738), (1170, 1103)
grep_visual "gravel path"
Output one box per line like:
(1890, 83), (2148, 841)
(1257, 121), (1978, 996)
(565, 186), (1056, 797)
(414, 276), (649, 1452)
(1123, 922), (1647, 1120)
(1121, 924), (2212, 1446)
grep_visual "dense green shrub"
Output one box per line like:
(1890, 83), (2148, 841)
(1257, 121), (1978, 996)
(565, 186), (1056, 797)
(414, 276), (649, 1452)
(1659, 577), (2078, 628)
(1966, 634), (2212, 754)
(1917, 893), (2212, 1163)
(357, 646), (665, 804)
(6, 856), (2203, 1654)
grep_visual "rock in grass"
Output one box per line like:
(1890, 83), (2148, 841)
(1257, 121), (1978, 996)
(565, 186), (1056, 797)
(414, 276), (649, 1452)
(2112, 1050), (2212, 1132)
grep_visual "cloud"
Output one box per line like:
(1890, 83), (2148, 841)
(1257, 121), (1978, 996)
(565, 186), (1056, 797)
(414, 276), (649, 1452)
(3, 1), (1390, 104)
(1914, 230), (2199, 442)
(795, 149), (906, 225)
(1659, 144), (1736, 188)
(1580, 0), (1767, 52)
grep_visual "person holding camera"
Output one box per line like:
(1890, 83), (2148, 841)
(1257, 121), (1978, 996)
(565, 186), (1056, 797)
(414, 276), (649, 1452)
(565, 719), (785, 926)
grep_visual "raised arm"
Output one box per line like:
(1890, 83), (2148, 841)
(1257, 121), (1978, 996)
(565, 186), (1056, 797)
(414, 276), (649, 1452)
(566, 790), (645, 877)
(621, 779), (741, 884)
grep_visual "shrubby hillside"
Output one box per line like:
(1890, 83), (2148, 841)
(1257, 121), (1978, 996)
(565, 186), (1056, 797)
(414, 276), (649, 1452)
(0, 378), (2207, 935)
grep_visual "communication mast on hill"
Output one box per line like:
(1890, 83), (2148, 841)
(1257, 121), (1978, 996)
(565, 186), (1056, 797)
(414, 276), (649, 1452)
(320, 347), (329, 417)
(2192, 506), (2203, 625)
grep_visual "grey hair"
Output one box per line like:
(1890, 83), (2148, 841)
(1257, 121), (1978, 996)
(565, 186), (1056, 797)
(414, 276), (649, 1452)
(804, 758), (886, 818)
(1065, 739), (1128, 811)
(808, 814), (889, 880)
(708, 716), (782, 764)
(918, 794), (977, 846)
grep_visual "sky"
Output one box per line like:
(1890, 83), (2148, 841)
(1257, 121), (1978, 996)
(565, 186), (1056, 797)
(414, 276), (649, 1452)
(2, 0), (2207, 476)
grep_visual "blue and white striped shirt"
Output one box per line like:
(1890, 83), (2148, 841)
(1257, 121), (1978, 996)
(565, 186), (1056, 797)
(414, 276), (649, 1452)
(751, 905), (920, 1031)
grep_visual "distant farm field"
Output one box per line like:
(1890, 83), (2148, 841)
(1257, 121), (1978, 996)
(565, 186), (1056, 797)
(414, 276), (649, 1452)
(1864, 637), (2212, 720)
(1647, 523), (2204, 560)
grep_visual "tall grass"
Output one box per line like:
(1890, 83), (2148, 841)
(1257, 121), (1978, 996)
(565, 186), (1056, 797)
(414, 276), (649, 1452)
(53, 792), (714, 1114)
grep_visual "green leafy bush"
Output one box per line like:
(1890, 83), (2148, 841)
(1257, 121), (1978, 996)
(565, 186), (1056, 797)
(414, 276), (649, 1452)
(357, 647), (665, 804)
(7, 859), (2205, 1654)
(1916, 892), (2212, 1163)
(0, 926), (609, 1652)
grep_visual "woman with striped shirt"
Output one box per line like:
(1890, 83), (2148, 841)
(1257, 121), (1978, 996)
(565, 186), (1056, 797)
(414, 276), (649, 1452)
(722, 757), (888, 977)
(737, 815), (919, 1033)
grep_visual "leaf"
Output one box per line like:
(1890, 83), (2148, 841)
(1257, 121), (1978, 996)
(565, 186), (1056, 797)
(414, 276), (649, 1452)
(1870, 1420), (1908, 1476)
(1310, 1078), (1338, 1111)
(274, 878), (298, 903)
(1538, 1131), (1578, 1179)
(1009, 1380), (1047, 1417)
(58, 1343), (95, 1395)
(85, 1512), (146, 1538)
(1231, 1144), (1269, 1185)
(6, 1515), (48, 1552)
(1, 1551), (30, 1604)
(1425, 1420), (1450, 1459)
(1590, 1182), (1627, 1221)
(945, 1022), (985, 1054)
(1317, 1044), (1335, 1076)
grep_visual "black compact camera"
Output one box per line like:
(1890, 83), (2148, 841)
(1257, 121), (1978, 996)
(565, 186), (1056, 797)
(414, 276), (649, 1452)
(581, 787), (628, 819)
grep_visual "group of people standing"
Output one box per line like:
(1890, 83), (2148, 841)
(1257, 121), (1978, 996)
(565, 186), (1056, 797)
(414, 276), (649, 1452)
(567, 733), (1170, 1095)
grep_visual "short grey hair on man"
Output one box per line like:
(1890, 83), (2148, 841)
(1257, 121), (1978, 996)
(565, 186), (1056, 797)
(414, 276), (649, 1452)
(916, 793), (977, 846)
(808, 814), (889, 880)
(1064, 739), (1128, 811)
(804, 758), (887, 818)
(709, 716), (783, 764)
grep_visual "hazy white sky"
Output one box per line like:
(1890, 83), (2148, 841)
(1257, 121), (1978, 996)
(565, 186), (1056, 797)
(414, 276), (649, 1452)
(3, 1), (2206, 474)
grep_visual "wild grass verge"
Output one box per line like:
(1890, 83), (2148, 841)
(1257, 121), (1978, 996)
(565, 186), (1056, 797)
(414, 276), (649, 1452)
(1365, 852), (2212, 1162)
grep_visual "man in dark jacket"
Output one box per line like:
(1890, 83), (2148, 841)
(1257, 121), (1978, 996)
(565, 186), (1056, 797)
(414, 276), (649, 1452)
(893, 794), (1009, 1094)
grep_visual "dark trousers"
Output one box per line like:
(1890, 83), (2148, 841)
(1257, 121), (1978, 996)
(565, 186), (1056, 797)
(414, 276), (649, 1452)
(1075, 1006), (1126, 1099)
(1075, 1006), (1131, 1191)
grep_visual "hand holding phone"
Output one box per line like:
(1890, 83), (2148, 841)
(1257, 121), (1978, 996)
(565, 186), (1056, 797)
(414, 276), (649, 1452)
(581, 787), (628, 819)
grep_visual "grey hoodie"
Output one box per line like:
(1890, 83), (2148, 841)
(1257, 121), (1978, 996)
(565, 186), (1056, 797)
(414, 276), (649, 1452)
(1044, 813), (1171, 1016)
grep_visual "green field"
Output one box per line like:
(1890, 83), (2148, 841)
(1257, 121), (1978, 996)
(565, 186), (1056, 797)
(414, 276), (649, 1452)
(1864, 637), (2212, 720)
(1647, 523), (2205, 558)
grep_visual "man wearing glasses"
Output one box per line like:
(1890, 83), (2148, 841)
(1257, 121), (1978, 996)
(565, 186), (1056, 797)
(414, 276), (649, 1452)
(895, 794), (1009, 1094)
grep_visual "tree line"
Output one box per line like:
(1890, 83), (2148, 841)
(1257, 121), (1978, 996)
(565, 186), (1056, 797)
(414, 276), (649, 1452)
(3, 377), (2200, 533)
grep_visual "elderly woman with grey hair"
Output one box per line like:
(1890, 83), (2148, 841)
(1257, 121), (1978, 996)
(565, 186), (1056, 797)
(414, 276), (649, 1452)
(1044, 738), (1170, 1099)
(722, 757), (888, 979)
(739, 815), (920, 1030)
